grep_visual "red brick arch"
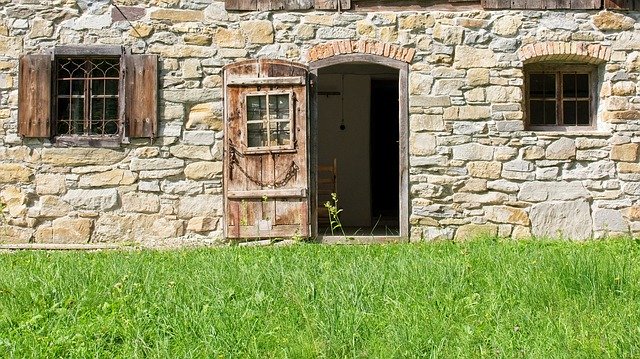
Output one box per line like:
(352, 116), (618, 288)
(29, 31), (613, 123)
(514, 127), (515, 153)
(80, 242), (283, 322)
(306, 40), (416, 64)
(518, 41), (611, 64)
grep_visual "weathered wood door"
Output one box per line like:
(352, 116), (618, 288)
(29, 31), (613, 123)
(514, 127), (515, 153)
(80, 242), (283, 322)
(224, 59), (309, 239)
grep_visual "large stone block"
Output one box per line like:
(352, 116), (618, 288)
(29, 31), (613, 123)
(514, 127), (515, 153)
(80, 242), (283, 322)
(593, 11), (634, 31)
(485, 206), (529, 225)
(611, 143), (639, 162)
(0, 226), (33, 243)
(32, 196), (71, 218)
(178, 195), (222, 218)
(593, 208), (629, 233)
(41, 148), (126, 167)
(518, 181), (590, 202)
(467, 161), (502, 179)
(186, 103), (222, 131)
(409, 133), (437, 156)
(187, 216), (219, 232)
(240, 20), (274, 44)
(452, 143), (493, 161)
(529, 200), (592, 240)
(492, 15), (522, 37)
(122, 192), (160, 213)
(130, 158), (184, 171)
(454, 46), (497, 68)
(546, 138), (576, 160)
(93, 214), (185, 242)
(78, 169), (137, 188)
(35, 174), (66, 195)
(0, 163), (32, 183)
(184, 161), (222, 180)
(169, 145), (214, 161)
(149, 9), (203, 22)
(62, 189), (119, 211)
(213, 27), (245, 48)
(36, 217), (93, 244)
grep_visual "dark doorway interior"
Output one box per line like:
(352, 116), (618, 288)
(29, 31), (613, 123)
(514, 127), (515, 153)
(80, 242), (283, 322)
(316, 63), (400, 236)
(370, 79), (399, 226)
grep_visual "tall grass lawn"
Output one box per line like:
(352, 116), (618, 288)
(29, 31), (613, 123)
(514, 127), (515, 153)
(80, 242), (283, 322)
(1, 239), (640, 358)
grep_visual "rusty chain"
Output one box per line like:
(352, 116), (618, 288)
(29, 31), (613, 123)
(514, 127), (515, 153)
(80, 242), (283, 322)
(229, 142), (299, 188)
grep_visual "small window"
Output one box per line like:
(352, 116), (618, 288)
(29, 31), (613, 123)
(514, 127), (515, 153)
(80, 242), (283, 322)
(55, 57), (121, 138)
(525, 64), (596, 130)
(18, 46), (158, 144)
(245, 91), (293, 150)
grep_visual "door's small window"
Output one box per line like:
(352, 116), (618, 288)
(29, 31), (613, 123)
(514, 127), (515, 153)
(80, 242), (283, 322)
(246, 92), (293, 150)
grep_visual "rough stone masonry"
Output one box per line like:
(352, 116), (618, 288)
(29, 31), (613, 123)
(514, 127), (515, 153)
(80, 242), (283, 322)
(0, 0), (639, 244)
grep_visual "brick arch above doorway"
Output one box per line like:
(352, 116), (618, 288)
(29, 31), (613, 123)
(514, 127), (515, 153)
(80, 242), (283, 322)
(306, 40), (416, 64)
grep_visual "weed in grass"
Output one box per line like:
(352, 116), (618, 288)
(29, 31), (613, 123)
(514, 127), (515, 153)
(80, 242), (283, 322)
(324, 192), (345, 237)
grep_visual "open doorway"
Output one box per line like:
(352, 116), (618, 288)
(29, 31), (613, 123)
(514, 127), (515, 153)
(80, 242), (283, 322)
(316, 63), (400, 236)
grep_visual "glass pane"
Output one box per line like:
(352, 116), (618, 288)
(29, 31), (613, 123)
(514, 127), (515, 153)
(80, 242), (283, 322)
(58, 79), (70, 95)
(105, 79), (119, 95)
(72, 79), (84, 95)
(563, 74), (576, 97)
(576, 100), (590, 125)
(271, 121), (291, 146)
(576, 74), (589, 98)
(247, 95), (266, 122)
(247, 122), (267, 147)
(529, 73), (555, 99)
(544, 100), (556, 125)
(105, 98), (118, 120)
(563, 100), (577, 125)
(269, 94), (290, 120)
(92, 79), (104, 96)
(529, 100), (544, 125)
(92, 98), (104, 121)
(71, 98), (84, 134)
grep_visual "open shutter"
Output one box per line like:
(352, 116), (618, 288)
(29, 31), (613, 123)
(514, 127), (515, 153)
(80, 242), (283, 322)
(18, 55), (52, 138)
(224, 59), (310, 239)
(124, 54), (157, 138)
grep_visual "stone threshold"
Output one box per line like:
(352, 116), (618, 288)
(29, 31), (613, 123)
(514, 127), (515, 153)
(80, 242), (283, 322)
(0, 243), (121, 250)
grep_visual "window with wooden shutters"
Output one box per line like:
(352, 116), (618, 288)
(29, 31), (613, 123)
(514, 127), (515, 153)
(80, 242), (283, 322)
(18, 46), (157, 145)
(525, 64), (597, 130)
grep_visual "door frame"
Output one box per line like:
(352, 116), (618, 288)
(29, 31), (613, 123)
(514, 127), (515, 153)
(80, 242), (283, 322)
(309, 54), (409, 240)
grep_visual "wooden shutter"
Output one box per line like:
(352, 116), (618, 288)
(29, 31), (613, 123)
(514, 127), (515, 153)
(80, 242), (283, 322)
(124, 54), (157, 138)
(225, 0), (257, 10)
(18, 55), (52, 138)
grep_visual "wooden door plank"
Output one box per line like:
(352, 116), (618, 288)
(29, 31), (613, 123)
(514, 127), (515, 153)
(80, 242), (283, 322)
(481, 0), (511, 8)
(604, 0), (632, 8)
(225, 0), (257, 10)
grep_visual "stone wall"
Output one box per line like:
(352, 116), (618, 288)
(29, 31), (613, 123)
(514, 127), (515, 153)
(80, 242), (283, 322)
(0, 0), (638, 244)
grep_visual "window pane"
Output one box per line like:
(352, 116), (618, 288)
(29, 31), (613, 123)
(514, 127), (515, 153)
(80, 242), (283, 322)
(544, 100), (556, 125)
(563, 100), (577, 125)
(563, 74), (576, 97)
(269, 94), (289, 120)
(72, 79), (84, 95)
(530, 73), (555, 98)
(575, 74), (589, 98)
(530, 99), (557, 125)
(58, 80), (70, 95)
(576, 100), (590, 125)
(271, 121), (291, 146)
(247, 95), (266, 122)
(247, 122), (267, 147)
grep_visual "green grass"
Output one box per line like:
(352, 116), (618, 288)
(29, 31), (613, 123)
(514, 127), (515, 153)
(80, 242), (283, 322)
(1, 239), (640, 358)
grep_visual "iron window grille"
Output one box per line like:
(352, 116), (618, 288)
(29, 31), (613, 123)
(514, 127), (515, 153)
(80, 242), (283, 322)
(55, 57), (121, 138)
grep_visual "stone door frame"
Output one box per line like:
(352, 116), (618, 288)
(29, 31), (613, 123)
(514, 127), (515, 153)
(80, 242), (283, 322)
(309, 53), (409, 240)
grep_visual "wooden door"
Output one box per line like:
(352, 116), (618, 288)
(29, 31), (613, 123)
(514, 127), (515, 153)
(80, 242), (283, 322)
(224, 59), (309, 239)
